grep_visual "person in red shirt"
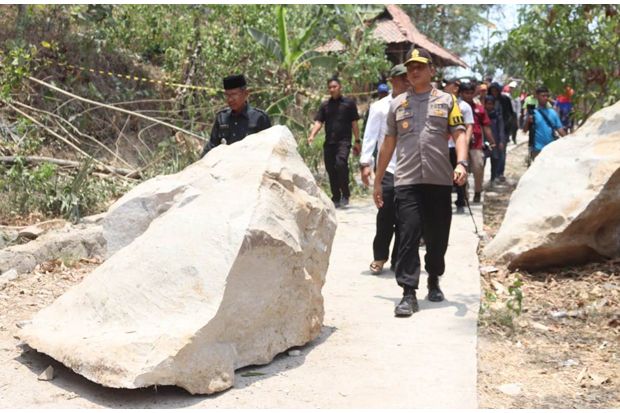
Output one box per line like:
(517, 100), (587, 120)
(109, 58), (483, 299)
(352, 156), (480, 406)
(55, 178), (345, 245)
(459, 82), (496, 203)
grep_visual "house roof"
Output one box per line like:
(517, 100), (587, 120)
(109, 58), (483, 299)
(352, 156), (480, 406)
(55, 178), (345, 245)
(373, 5), (468, 68)
(314, 5), (467, 68)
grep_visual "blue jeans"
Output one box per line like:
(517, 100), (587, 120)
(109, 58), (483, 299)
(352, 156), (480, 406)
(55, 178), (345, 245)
(491, 145), (506, 180)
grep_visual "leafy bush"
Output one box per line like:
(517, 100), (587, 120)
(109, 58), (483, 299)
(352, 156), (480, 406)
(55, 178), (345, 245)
(0, 156), (126, 223)
(0, 44), (37, 98)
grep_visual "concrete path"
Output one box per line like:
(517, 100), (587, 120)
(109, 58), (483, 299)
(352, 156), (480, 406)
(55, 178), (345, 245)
(1, 192), (482, 408)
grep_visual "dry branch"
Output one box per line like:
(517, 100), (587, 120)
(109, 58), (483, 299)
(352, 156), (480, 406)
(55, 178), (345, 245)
(28, 76), (207, 142)
(4, 102), (137, 180)
(11, 100), (135, 170)
(0, 155), (139, 178)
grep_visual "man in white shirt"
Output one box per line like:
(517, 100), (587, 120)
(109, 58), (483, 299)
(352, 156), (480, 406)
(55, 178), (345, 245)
(442, 78), (474, 213)
(359, 64), (409, 275)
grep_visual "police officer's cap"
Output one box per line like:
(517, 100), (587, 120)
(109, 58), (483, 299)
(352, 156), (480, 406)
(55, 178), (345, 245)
(223, 74), (247, 90)
(404, 47), (434, 66)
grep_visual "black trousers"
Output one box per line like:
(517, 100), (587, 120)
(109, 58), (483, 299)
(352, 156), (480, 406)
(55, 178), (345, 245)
(449, 147), (466, 207)
(394, 184), (452, 289)
(374, 172), (399, 266)
(324, 141), (351, 202)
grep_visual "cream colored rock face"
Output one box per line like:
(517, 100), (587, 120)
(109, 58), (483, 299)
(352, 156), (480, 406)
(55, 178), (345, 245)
(19, 126), (337, 394)
(483, 101), (620, 271)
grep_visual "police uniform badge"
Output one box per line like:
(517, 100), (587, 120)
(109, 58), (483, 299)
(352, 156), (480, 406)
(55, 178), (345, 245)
(396, 102), (412, 130)
(448, 95), (465, 127)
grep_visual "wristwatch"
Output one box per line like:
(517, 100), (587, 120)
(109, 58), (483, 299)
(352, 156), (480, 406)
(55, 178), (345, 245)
(457, 160), (469, 168)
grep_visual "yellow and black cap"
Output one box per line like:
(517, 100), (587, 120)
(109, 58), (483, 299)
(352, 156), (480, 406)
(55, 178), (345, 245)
(404, 47), (433, 66)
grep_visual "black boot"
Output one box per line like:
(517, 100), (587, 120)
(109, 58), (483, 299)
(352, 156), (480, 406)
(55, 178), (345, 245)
(427, 275), (444, 302)
(395, 288), (418, 317)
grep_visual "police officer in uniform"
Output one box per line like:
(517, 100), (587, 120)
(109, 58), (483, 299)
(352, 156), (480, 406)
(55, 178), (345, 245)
(201, 74), (271, 158)
(374, 47), (468, 317)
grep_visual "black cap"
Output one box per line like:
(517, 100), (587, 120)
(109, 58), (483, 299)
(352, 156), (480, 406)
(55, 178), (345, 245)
(223, 74), (247, 90)
(489, 81), (502, 92)
(459, 82), (476, 92)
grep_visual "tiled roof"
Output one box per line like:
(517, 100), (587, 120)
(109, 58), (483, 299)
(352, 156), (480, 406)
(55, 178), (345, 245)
(375, 5), (468, 68)
(373, 20), (408, 43)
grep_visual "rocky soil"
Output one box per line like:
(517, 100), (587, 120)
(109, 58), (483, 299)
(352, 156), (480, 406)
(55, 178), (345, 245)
(477, 139), (620, 408)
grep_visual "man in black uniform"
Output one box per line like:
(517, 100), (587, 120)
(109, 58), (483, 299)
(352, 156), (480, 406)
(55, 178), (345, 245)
(200, 74), (271, 158)
(307, 77), (361, 208)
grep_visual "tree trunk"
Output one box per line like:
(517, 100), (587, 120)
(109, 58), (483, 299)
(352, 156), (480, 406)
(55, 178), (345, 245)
(175, 11), (204, 121)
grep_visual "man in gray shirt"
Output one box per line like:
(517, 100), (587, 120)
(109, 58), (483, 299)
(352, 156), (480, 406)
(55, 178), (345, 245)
(373, 47), (469, 317)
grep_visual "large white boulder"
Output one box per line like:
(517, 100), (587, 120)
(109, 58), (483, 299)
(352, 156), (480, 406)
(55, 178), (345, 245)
(20, 126), (337, 394)
(484, 101), (620, 271)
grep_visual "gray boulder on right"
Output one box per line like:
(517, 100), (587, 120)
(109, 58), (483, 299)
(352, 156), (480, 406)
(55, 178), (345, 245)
(484, 101), (620, 271)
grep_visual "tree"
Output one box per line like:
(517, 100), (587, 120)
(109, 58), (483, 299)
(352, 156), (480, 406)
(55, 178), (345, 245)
(247, 6), (337, 88)
(489, 5), (620, 123)
(327, 5), (390, 92)
(401, 5), (498, 58)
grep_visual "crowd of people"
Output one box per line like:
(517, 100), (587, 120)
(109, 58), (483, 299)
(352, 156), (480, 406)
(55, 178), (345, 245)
(198, 49), (572, 318)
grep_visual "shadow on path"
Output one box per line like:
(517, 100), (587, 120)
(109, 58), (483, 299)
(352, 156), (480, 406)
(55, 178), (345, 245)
(373, 292), (478, 318)
(14, 325), (336, 408)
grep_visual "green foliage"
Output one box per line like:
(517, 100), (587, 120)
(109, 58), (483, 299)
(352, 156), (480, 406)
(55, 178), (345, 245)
(0, 44), (38, 98)
(1, 4), (507, 225)
(328, 5), (391, 91)
(506, 277), (524, 317)
(297, 132), (325, 177)
(0, 154), (125, 223)
(248, 5), (338, 86)
(488, 5), (620, 123)
(480, 276), (525, 331)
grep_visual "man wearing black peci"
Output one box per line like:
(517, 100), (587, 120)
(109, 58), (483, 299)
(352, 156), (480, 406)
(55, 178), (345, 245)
(201, 74), (271, 158)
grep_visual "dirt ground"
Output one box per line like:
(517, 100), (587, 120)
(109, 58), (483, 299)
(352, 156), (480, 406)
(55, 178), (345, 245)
(477, 140), (620, 408)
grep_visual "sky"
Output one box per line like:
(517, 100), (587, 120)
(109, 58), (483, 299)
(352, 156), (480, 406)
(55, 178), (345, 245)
(446, 3), (521, 81)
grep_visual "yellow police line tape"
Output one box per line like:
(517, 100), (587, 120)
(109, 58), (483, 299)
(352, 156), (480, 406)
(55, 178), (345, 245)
(50, 60), (376, 99)
(54, 61), (271, 95)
